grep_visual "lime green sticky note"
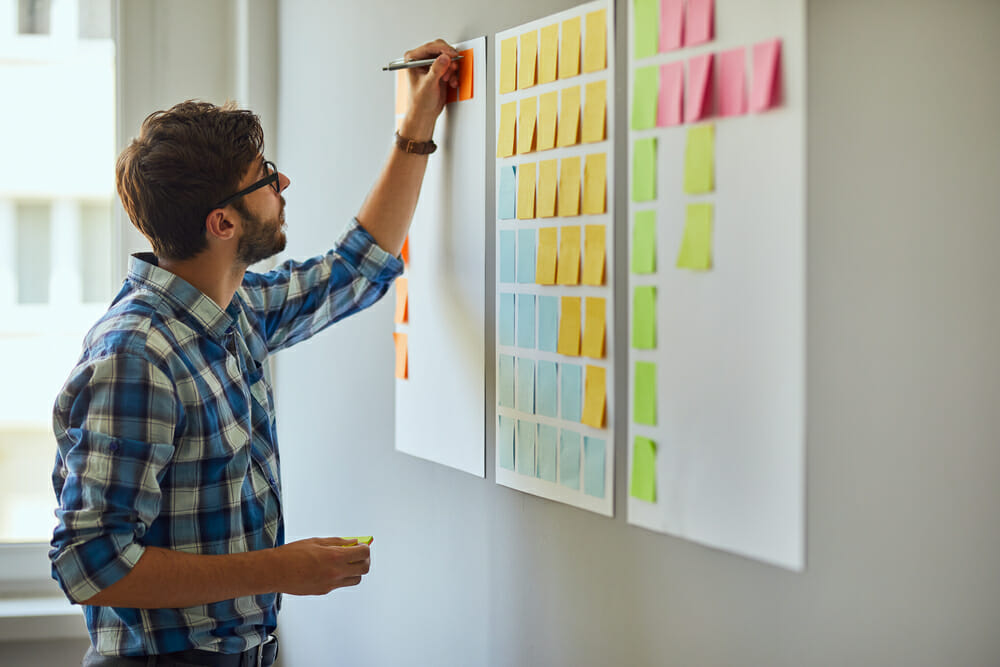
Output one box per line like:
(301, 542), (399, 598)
(684, 124), (714, 194)
(631, 210), (656, 274)
(634, 361), (657, 426)
(630, 437), (657, 502)
(632, 138), (657, 202)
(630, 66), (659, 130)
(676, 203), (713, 270)
(634, 0), (660, 59)
(632, 286), (656, 349)
(344, 536), (373, 545)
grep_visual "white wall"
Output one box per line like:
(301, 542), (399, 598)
(273, 1), (1000, 665)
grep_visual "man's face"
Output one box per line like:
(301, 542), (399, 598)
(233, 158), (289, 266)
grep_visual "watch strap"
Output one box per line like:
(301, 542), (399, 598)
(394, 131), (437, 155)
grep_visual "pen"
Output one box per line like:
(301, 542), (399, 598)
(383, 55), (463, 72)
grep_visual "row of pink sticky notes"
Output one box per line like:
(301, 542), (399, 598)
(651, 38), (781, 126)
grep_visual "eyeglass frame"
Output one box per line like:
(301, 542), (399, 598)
(214, 160), (280, 209)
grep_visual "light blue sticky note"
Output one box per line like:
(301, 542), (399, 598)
(499, 165), (517, 220)
(499, 293), (515, 347)
(560, 363), (582, 422)
(516, 420), (536, 476)
(517, 357), (535, 413)
(517, 228), (536, 284)
(536, 425), (558, 482)
(536, 361), (558, 417)
(559, 430), (581, 490)
(517, 294), (536, 349)
(538, 296), (559, 352)
(498, 354), (515, 408)
(500, 230), (516, 283)
(498, 415), (515, 470)
(583, 436), (606, 498)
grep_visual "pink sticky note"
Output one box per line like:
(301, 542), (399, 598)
(686, 53), (714, 122)
(685, 0), (714, 47)
(660, 0), (684, 52)
(658, 61), (684, 126)
(751, 39), (782, 112)
(717, 47), (746, 117)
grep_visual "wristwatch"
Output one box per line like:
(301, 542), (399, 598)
(394, 131), (437, 155)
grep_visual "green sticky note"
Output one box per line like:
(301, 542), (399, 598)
(631, 66), (659, 130)
(684, 124), (715, 194)
(344, 536), (373, 545)
(631, 210), (656, 274)
(630, 437), (657, 502)
(676, 203), (713, 270)
(634, 0), (660, 59)
(634, 361), (656, 425)
(632, 286), (656, 349)
(632, 138), (657, 202)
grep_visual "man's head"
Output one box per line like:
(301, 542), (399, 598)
(116, 100), (286, 263)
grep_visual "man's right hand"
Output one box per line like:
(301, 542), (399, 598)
(272, 537), (372, 596)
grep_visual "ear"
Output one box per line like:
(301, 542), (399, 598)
(205, 208), (237, 242)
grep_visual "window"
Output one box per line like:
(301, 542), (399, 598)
(17, 0), (50, 35)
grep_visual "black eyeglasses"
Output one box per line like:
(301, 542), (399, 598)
(215, 161), (280, 209)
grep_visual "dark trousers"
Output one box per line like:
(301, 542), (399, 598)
(82, 635), (277, 667)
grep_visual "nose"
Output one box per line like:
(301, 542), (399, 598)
(278, 171), (291, 192)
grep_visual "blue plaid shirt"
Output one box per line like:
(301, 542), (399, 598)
(50, 220), (402, 656)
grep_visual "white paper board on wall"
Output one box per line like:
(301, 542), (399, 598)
(393, 36), (487, 477)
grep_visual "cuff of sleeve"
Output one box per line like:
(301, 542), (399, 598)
(337, 218), (405, 284)
(53, 541), (146, 604)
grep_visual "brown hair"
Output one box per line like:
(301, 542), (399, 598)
(115, 100), (264, 260)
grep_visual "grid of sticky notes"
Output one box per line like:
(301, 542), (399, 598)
(495, 0), (615, 516)
(627, 0), (783, 506)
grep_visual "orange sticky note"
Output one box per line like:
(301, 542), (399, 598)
(458, 48), (474, 101)
(582, 80), (606, 143)
(537, 91), (558, 151)
(394, 277), (408, 324)
(517, 161), (536, 219)
(536, 227), (558, 285)
(446, 84), (458, 105)
(519, 31), (538, 89)
(559, 17), (581, 79)
(539, 24), (559, 84)
(395, 71), (409, 115)
(557, 296), (581, 356)
(582, 364), (606, 428)
(517, 97), (537, 155)
(583, 9), (607, 74)
(556, 86), (581, 147)
(497, 101), (517, 158)
(582, 224), (606, 285)
(556, 226), (581, 285)
(582, 153), (607, 215)
(500, 37), (517, 94)
(537, 159), (558, 218)
(393, 332), (408, 379)
(581, 297), (606, 358)
(558, 157), (581, 217)
(401, 235), (409, 266)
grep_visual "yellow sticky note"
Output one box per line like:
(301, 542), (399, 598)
(582, 153), (607, 215)
(537, 91), (558, 151)
(582, 364), (606, 428)
(517, 162), (536, 219)
(517, 97), (537, 155)
(519, 31), (537, 90)
(556, 225), (581, 285)
(581, 297), (606, 359)
(557, 86), (581, 147)
(676, 203), (713, 270)
(582, 80), (607, 143)
(500, 37), (517, 94)
(536, 227), (558, 285)
(537, 159), (558, 218)
(557, 296), (581, 356)
(343, 536), (374, 545)
(559, 17), (581, 79)
(539, 24), (559, 84)
(684, 124), (715, 194)
(582, 224), (605, 285)
(497, 101), (517, 158)
(558, 157), (581, 217)
(583, 9), (607, 74)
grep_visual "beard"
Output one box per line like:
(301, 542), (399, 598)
(234, 198), (287, 266)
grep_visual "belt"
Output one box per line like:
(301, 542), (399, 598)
(162, 635), (278, 667)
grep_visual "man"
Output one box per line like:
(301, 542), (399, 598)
(49, 40), (459, 666)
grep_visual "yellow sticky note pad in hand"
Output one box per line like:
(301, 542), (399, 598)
(343, 536), (374, 545)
